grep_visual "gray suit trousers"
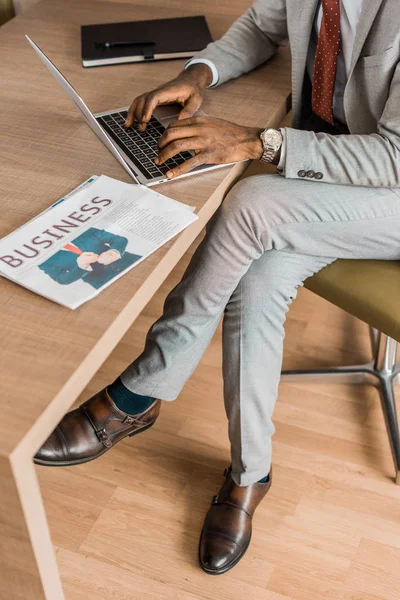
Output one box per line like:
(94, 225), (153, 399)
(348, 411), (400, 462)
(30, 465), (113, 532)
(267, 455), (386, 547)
(121, 174), (400, 486)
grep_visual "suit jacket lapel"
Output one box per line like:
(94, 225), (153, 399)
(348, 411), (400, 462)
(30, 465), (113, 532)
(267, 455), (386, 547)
(290, 0), (319, 117)
(348, 0), (385, 76)
(291, 0), (319, 82)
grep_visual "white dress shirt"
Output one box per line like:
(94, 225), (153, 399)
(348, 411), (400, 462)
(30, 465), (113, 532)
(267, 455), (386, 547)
(185, 0), (364, 169)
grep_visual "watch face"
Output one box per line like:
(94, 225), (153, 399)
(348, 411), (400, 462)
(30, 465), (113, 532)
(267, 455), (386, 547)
(262, 129), (282, 151)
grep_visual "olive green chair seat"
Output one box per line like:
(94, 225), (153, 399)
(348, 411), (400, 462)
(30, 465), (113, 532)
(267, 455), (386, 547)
(281, 258), (400, 484)
(305, 259), (400, 343)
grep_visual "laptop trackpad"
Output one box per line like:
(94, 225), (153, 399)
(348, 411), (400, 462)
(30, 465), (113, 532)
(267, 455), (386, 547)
(155, 103), (206, 128)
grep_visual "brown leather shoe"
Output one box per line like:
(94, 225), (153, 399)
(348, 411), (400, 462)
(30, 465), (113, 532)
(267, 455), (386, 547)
(199, 466), (272, 575)
(34, 388), (161, 467)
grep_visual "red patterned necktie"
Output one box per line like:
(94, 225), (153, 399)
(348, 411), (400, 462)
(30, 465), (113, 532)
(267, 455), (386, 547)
(312, 0), (341, 125)
(64, 243), (83, 255)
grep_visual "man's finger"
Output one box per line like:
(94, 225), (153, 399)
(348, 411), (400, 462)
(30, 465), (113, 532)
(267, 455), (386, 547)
(134, 96), (147, 130)
(125, 98), (139, 128)
(165, 154), (205, 179)
(156, 137), (202, 166)
(168, 115), (208, 128)
(141, 91), (170, 129)
(178, 95), (201, 120)
(158, 126), (200, 150)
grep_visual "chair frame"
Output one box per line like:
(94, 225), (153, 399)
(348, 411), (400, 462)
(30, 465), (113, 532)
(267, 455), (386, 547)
(281, 328), (400, 484)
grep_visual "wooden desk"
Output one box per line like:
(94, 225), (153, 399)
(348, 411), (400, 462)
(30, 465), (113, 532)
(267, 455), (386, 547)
(0, 0), (291, 597)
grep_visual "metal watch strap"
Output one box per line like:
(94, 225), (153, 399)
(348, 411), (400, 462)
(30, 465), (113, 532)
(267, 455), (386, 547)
(261, 146), (278, 162)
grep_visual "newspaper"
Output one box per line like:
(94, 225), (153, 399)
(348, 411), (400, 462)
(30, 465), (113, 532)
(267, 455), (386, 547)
(0, 175), (198, 309)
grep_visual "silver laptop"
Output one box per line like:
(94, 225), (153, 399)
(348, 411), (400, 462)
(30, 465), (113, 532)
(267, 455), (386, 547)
(26, 36), (232, 186)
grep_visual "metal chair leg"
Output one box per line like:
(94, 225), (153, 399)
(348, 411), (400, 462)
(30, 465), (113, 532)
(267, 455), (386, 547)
(374, 334), (400, 483)
(281, 331), (400, 484)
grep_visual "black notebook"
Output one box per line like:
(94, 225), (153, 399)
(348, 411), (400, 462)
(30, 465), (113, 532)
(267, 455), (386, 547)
(81, 15), (213, 68)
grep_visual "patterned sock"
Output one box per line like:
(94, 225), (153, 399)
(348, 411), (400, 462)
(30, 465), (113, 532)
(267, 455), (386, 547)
(258, 473), (270, 483)
(107, 376), (155, 415)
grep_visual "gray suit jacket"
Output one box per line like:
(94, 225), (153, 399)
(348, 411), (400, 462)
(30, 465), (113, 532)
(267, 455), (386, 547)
(196, 0), (400, 188)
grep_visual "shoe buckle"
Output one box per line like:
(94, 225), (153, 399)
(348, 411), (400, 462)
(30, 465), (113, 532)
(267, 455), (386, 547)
(123, 415), (135, 425)
(97, 428), (112, 448)
(212, 494), (219, 505)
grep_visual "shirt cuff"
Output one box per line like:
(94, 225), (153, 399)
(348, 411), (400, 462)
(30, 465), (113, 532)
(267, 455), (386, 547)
(78, 264), (93, 272)
(277, 128), (287, 173)
(184, 58), (219, 88)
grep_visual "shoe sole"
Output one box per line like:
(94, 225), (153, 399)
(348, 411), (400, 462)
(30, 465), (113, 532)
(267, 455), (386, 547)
(33, 419), (156, 467)
(198, 534), (252, 576)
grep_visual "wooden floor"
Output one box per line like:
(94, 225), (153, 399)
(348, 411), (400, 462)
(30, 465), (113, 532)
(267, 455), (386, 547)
(37, 226), (400, 600)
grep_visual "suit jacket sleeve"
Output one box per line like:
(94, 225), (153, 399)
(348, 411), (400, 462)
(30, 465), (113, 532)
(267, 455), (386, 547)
(94, 229), (128, 255)
(193, 0), (288, 85)
(283, 61), (400, 188)
(39, 260), (89, 285)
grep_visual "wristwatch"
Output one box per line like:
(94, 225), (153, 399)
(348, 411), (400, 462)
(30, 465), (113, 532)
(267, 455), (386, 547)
(260, 128), (283, 163)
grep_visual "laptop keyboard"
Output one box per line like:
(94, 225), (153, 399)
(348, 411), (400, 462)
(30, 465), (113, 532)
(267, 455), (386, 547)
(97, 110), (193, 180)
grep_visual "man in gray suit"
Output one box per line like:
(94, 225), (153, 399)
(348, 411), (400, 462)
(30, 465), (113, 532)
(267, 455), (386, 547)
(36, 0), (400, 575)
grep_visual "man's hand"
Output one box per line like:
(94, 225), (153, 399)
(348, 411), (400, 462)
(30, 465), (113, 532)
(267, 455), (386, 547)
(97, 249), (121, 265)
(155, 117), (264, 179)
(125, 64), (212, 132)
(76, 252), (99, 270)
